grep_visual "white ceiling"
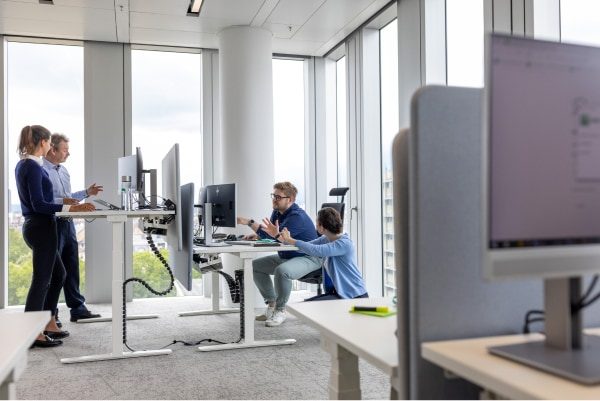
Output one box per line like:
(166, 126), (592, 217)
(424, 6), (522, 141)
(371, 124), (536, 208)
(0, 0), (394, 56)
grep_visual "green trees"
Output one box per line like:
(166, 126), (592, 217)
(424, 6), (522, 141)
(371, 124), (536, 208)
(7, 227), (184, 305)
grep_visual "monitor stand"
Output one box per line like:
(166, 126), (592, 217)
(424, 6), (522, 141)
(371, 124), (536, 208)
(489, 277), (600, 384)
(202, 203), (230, 247)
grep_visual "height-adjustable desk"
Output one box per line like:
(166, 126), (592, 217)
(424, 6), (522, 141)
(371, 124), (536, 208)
(193, 244), (298, 351)
(56, 209), (175, 364)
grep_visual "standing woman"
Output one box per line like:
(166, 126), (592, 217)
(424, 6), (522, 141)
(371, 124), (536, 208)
(15, 125), (95, 348)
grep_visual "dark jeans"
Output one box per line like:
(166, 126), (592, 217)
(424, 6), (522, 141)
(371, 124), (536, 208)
(22, 215), (65, 315)
(56, 219), (86, 315)
(305, 291), (369, 302)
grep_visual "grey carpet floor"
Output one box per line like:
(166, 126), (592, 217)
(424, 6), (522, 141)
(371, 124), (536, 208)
(14, 292), (391, 399)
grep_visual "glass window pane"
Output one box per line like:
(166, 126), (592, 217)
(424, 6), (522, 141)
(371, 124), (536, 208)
(273, 59), (306, 208)
(446, 0), (484, 87)
(336, 57), (348, 187)
(380, 20), (399, 298)
(561, 0), (600, 46)
(131, 49), (202, 298)
(7, 42), (84, 306)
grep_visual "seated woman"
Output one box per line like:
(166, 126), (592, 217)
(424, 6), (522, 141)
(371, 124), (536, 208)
(279, 207), (368, 301)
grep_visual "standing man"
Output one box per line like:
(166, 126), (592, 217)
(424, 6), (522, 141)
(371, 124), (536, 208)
(43, 133), (103, 324)
(237, 181), (320, 327)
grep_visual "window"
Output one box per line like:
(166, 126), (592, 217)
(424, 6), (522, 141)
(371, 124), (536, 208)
(561, 0), (600, 46)
(446, 0), (484, 87)
(131, 49), (202, 298)
(380, 20), (399, 298)
(336, 57), (348, 187)
(6, 42), (84, 306)
(272, 58), (306, 208)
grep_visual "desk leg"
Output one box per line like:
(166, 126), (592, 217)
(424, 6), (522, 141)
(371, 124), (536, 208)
(178, 271), (240, 317)
(198, 255), (295, 351)
(321, 337), (361, 400)
(61, 217), (171, 364)
(0, 370), (16, 400)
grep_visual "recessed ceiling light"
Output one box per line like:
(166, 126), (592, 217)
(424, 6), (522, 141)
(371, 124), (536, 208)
(39, 0), (53, 4)
(187, 0), (204, 16)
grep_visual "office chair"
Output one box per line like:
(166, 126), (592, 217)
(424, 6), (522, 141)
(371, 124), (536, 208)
(298, 187), (349, 295)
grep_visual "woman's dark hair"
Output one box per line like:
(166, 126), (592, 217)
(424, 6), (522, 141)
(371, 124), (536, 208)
(317, 207), (343, 234)
(17, 125), (51, 156)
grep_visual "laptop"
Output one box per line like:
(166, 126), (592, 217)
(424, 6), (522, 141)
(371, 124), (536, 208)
(93, 199), (121, 211)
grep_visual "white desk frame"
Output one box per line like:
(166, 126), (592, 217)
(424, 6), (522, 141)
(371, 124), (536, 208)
(56, 210), (175, 364)
(422, 329), (600, 400)
(193, 244), (298, 351)
(287, 298), (399, 400)
(178, 257), (239, 317)
(0, 311), (50, 400)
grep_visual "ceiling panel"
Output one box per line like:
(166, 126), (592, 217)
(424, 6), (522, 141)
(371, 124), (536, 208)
(130, 28), (218, 49)
(0, 0), (394, 56)
(267, 0), (326, 27)
(130, 12), (239, 34)
(293, 0), (375, 42)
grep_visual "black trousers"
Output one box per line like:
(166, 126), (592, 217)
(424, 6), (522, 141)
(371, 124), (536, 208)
(22, 215), (65, 315)
(56, 219), (86, 314)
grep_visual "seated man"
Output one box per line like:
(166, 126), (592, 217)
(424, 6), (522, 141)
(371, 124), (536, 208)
(280, 207), (368, 301)
(237, 181), (320, 327)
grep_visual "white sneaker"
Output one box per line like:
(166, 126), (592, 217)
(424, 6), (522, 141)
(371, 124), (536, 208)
(265, 309), (286, 327)
(255, 305), (275, 321)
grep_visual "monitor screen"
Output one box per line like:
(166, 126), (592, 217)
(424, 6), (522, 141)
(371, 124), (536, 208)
(162, 144), (182, 251)
(206, 183), (236, 228)
(197, 186), (207, 226)
(488, 35), (600, 250)
(136, 147), (144, 192)
(169, 182), (194, 291)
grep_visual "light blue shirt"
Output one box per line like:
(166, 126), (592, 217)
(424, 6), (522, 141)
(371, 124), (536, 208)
(42, 159), (87, 204)
(295, 233), (367, 299)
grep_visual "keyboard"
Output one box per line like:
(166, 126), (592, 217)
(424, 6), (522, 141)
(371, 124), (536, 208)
(224, 240), (281, 247)
(93, 199), (121, 210)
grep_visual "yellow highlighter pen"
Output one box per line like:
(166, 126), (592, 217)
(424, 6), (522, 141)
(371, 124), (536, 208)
(351, 306), (389, 313)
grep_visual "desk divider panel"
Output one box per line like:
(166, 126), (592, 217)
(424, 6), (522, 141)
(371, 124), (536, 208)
(394, 86), (600, 399)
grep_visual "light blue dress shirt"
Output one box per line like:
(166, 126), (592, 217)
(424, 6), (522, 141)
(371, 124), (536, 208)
(295, 233), (368, 299)
(42, 159), (87, 204)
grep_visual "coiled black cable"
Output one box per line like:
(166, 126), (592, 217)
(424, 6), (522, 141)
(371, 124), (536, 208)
(122, 231), (175, 352)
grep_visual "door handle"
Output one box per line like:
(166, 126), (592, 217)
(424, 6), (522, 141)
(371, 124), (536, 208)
(350, 206), (358, 220)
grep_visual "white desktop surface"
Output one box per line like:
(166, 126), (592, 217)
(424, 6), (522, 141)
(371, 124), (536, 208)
(421, 329), (600, 400)
(56, 209), (174, 218)
(287, 298), (398, 399)
(193, 243), (297, 254)
(0, 311), (51, 399)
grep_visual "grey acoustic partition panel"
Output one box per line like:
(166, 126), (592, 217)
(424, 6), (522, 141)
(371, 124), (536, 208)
(394, 86), (600, 399)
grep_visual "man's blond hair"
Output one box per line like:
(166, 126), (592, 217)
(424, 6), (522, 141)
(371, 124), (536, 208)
(273, 181), (298, 200)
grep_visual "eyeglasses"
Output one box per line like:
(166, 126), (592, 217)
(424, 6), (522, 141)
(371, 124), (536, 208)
(270, 193), (290, 201)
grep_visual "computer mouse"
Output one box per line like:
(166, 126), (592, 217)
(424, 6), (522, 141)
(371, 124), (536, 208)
(225, 234), (238, 241)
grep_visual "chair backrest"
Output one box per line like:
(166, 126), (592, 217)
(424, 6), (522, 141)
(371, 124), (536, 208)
(320, 202), (345, 221)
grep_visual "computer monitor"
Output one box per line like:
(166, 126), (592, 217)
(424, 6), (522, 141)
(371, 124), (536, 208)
(162, 144), (182, 251)
(484, 34), (600, 383)
(206, 183), (236, 227)
(117, 147), (157, 208)
(201, 183), (236, 246)
(169, 182), (194, 291)
(197, 186), (207, 225)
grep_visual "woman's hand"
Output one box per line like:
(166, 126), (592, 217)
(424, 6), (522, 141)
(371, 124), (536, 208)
(280, 228), (296, 245)
(70, 203), (95, 212)
(243, 234), (258, 240)
(261, 218), (279, 238)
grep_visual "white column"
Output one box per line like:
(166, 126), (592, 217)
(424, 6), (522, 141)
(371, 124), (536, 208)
(219, 26), (274, 306)
(219, 26), (274, 216)
(0, 36), (7, 309)
(84, 42), (126, 303)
